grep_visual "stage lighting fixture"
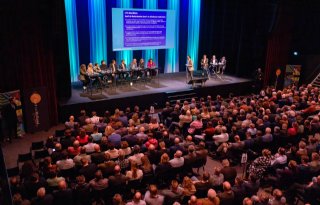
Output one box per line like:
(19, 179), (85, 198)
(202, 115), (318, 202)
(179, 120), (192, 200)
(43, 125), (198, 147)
(293, 51), (298, 56)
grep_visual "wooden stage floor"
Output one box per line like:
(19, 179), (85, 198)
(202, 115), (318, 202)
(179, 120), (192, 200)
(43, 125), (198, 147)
(60, 72), (253, 105)
(58, 72), (253, 121)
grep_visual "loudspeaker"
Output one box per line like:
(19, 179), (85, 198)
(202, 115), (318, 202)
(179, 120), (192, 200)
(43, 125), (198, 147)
(23, 87), (50, 133)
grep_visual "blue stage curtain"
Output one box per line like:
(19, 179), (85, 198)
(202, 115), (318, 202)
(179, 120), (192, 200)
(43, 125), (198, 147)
(142, 0), (158, 67)
(64, 0), (80, 83)
(187, 0), (201, 71)
(88, 0), (107, 64)
(165, 0), (179, 73)
(116, 0), (133, 65)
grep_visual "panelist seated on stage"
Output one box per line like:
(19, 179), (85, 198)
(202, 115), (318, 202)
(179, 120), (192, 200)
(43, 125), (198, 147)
(118, 59), (128, 79)
(218, 56), (227, 74)
(130, 58), (138, 71)
(139, 58), (145, 70)
(100, 60), (107, 71)
(87, 63), (103, 85)
(79, 64), (89, 90)
(93, 63), (101, 73)
(130, 59), (141, 78)
(87, 63), (94, 75)
(118, 60), (127, 71)
(210, 55), (218, 74)
(147, 58), (157, 76)
(108, 60), (117, 74)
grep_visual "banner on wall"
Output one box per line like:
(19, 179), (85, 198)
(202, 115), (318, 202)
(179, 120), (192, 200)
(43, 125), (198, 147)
(23, 87), (50, 133)
(0, 90), (25, 137)
(284, 65), (301, 87)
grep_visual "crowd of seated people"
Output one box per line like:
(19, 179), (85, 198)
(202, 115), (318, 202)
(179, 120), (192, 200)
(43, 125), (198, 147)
(9, 84), (320, 205)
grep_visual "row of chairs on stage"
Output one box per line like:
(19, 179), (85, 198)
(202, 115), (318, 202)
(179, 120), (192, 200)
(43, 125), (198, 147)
(79, 68), (159, 94)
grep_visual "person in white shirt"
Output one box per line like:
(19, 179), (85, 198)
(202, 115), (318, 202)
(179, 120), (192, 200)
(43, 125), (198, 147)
(126, 162), (143, 181)
(90, 111), (100, 124)
(169, 150), (184, 168)
(105, 144), (119, 159)
(83, 136), (97, 153)
(271, 147), (287, 166)
(56, 151), (75, 170)
(126, 192), (146, 205)
(247, 123), (257, 136)
(128, 145), (144, 166)
(212, 126), (229, 146)
(144, 184), (164, 205)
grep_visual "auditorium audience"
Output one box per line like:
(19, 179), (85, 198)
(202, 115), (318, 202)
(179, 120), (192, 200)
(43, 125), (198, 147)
(8, 84), (320, 204)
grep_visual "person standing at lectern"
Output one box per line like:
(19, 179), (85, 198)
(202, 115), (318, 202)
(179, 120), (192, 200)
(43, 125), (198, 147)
(2, 97), (18, 142)
(187, 55), (194, 80)
(254, 68), (263, 94)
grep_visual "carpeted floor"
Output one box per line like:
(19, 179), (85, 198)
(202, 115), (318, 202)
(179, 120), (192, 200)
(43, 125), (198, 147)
(1, 123), (244, 177)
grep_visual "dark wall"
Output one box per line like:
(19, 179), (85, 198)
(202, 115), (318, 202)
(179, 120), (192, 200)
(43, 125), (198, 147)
(198, 0), (279, 78)
(0, 0), (70, 125)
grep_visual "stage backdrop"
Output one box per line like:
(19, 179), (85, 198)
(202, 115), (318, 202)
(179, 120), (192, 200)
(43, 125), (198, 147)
(64, 0), (201, 82)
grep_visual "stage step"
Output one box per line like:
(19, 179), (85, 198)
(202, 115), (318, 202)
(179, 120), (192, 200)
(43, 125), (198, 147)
(165, 89), (198, 106)
(311, 72), (320, 88)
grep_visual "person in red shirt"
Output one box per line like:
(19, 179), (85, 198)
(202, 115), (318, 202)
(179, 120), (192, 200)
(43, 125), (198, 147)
(147, 58), (156, 76)
(76, 129), (89, 146)
(68, 140), (81, 157)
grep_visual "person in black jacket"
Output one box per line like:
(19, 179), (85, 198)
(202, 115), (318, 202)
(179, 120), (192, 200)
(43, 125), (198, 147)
(2, 97), (18, 142)
(52, 181), (73, 205)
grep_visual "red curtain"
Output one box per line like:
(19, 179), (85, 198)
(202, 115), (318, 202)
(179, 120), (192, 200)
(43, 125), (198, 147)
(0, 0), (58, 125)
(264, 4), (293, 87)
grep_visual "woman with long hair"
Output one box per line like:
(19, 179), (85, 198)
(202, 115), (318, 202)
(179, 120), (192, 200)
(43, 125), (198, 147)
(181, 176), (196, 196)
(126, 161), (143, 181)
(141, 155), (152, 174)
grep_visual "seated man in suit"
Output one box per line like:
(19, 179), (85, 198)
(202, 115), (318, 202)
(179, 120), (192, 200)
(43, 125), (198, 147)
(100, 60), (107, 71)
(217, 181), (235, 205)
(118, 59), (128, 79)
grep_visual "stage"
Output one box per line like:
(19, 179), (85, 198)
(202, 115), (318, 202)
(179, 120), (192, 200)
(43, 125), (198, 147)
(58, 72), (253, 121)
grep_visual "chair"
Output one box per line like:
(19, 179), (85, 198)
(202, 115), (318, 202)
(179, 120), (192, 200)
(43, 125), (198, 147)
(192, 157), (207, 174)
(59, 167), (76, 180)
(127, 179), (142, 193)
(17, 152), (33, 167)
(30, 141), (45, 151)
(6, 167), (20, 177)
(34, 149), (49, 160)
(141, 172), (154, 188)
(30, 141), (45, 157)
(55, 129), (65, 138)
(182, 122), (191, 137)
